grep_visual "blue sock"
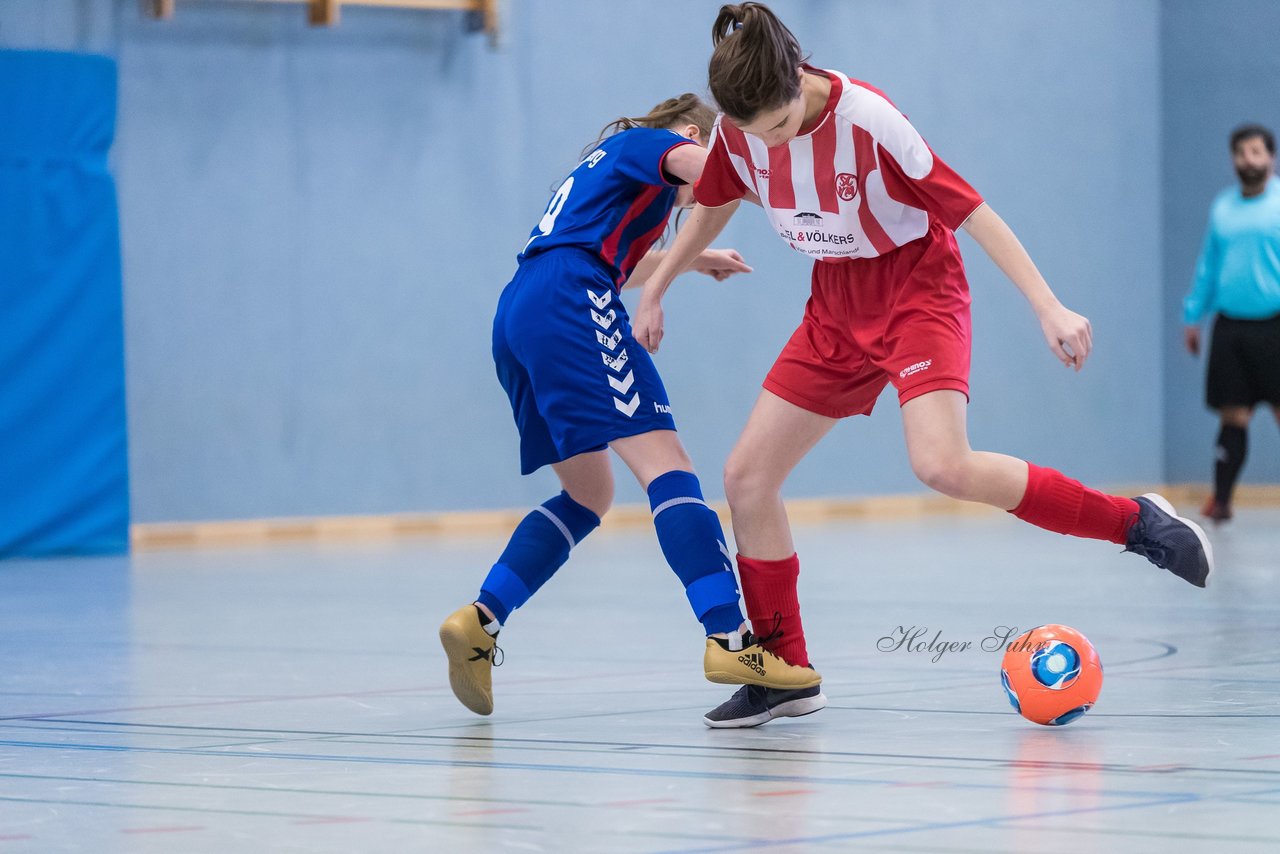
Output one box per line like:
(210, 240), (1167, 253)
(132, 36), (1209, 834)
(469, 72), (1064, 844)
(477, 492), (601, 626)
(648, 470), (745, 636)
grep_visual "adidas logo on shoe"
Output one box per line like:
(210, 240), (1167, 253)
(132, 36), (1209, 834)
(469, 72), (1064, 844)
(738, 652), (766, 675)
(704, 637), (822, 691)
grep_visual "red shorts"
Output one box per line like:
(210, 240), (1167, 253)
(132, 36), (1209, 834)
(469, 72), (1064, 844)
(764, 220), (972, 418)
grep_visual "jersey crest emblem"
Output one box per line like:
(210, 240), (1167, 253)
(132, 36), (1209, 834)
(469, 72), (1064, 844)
(836, 172), (858, 202)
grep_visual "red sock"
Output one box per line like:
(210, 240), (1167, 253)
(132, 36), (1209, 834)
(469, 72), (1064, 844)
(737, 553), (810, 667)
(1010, 462), (1139, 545)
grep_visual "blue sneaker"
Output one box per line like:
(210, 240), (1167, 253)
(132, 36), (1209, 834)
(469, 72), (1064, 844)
(703, 682), (827, 729)
(1125, 493), (1213, 588)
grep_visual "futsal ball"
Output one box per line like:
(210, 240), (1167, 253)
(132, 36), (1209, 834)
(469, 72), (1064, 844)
(999, 624), (1102, 726)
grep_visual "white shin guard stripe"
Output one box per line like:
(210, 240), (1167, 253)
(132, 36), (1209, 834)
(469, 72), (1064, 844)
(534, 506), (576, 549)
(651, 496), (709, 518)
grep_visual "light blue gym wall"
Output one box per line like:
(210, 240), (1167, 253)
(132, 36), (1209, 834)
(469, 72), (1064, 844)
(1, 0), (1165, 522)
(1160, 0), (1280, 486)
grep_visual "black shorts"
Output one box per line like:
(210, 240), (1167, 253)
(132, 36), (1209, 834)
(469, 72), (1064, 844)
(1206, 313), (1280, 409)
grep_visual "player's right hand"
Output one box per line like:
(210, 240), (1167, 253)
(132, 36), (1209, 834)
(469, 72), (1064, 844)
(634, 296), (664, 354)
(1038, 302), (1092, 372)
(1184, 325), (1200, 356)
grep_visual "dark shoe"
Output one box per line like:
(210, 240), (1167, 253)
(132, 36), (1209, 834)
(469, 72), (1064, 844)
(1125, 493), (1213, 588)
(703, 681), (827, 729)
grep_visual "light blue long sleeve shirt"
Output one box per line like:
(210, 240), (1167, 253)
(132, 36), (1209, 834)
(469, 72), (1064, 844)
(1183, 176), (1280, 325)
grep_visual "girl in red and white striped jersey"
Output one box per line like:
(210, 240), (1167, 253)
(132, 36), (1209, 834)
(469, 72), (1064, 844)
(634, 2), (1214, 729)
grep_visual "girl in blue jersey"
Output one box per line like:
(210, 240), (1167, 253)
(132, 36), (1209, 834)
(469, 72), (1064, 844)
(440, 94), (819, 716)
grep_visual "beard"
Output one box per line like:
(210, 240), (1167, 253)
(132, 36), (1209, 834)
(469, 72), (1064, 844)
(1236, 165), (1270, 186)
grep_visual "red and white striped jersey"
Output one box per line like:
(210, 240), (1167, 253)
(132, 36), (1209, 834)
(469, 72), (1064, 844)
(695, 68), (983, 261)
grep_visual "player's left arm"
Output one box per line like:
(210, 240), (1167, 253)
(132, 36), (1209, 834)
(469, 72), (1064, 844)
(623, 247), (752, 290)
(962, 203), (1093, 372)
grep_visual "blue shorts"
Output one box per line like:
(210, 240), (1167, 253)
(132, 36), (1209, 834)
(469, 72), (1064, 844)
(493, 248), (677, 475)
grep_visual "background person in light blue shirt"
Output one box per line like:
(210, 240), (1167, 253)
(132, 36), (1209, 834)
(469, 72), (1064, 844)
(1183, 124), (1280, 522)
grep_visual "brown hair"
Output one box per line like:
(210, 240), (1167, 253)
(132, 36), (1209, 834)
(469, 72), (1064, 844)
(571, 94), (716, 245)
(708, 3), (807, 122)
(581, 93), (717, 160)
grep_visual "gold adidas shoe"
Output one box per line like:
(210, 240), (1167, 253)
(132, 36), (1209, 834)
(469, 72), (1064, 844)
(704, 633), (821, 690)
(439, 604), (501, 716)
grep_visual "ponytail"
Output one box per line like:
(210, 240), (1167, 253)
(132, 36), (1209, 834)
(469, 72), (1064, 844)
(709, 3), (807, 122)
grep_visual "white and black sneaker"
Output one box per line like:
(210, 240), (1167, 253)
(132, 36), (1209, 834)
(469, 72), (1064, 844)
(703, 682), (827, 729)
(1124, 493), (1213, 588)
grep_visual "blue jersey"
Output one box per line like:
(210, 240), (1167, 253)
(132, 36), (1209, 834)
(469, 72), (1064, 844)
(1184, 176), (1280, 324)
(519, 127), (694, 288)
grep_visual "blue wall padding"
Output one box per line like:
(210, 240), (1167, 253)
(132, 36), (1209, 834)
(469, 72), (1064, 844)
(0, 51), (129, 557)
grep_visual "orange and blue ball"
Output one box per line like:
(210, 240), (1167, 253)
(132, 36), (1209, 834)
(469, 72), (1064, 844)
(1000, 624), (1103, 726)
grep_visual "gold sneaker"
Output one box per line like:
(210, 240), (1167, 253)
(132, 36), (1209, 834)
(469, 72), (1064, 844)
(439, 605), (502, 715)
(703, 632), (821, 690)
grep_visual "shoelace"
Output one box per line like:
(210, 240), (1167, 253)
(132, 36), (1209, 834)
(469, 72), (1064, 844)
(1123, 512), (1170, 567)
(751, 612), (786, 650)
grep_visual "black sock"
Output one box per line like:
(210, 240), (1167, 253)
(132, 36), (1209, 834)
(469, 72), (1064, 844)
(1214, 424), (1247, 507)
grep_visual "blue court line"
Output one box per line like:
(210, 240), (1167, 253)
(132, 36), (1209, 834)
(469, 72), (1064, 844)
(815, 642), (1178, 702)
(0, 671), (678, 723)
(0, 638), (432, 659)
(648, 792), (1202, 853)
(19, 719), (1279, 780)
(1119, 653), (1280, 677)
(1005, 821), (1280, 846)
(0, 739), (1196, 800)
(0, 723), (274, 741)
(0, 795), (540, 831)
(0, 773), (934, 832)
(828, 639), (1178, 671)
(1215, 784), (1280, 804)
(1119, 673), (1280, 685)
(828, 704), (1280, 719)
(158, 734), (1280, 787)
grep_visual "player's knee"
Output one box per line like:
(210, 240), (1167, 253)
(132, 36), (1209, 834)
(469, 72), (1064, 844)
(723, 454), (778, 511)
(1221, 408), (1252, 428)
(911, 453), (970, 498)
(563, 481), (613, 520)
